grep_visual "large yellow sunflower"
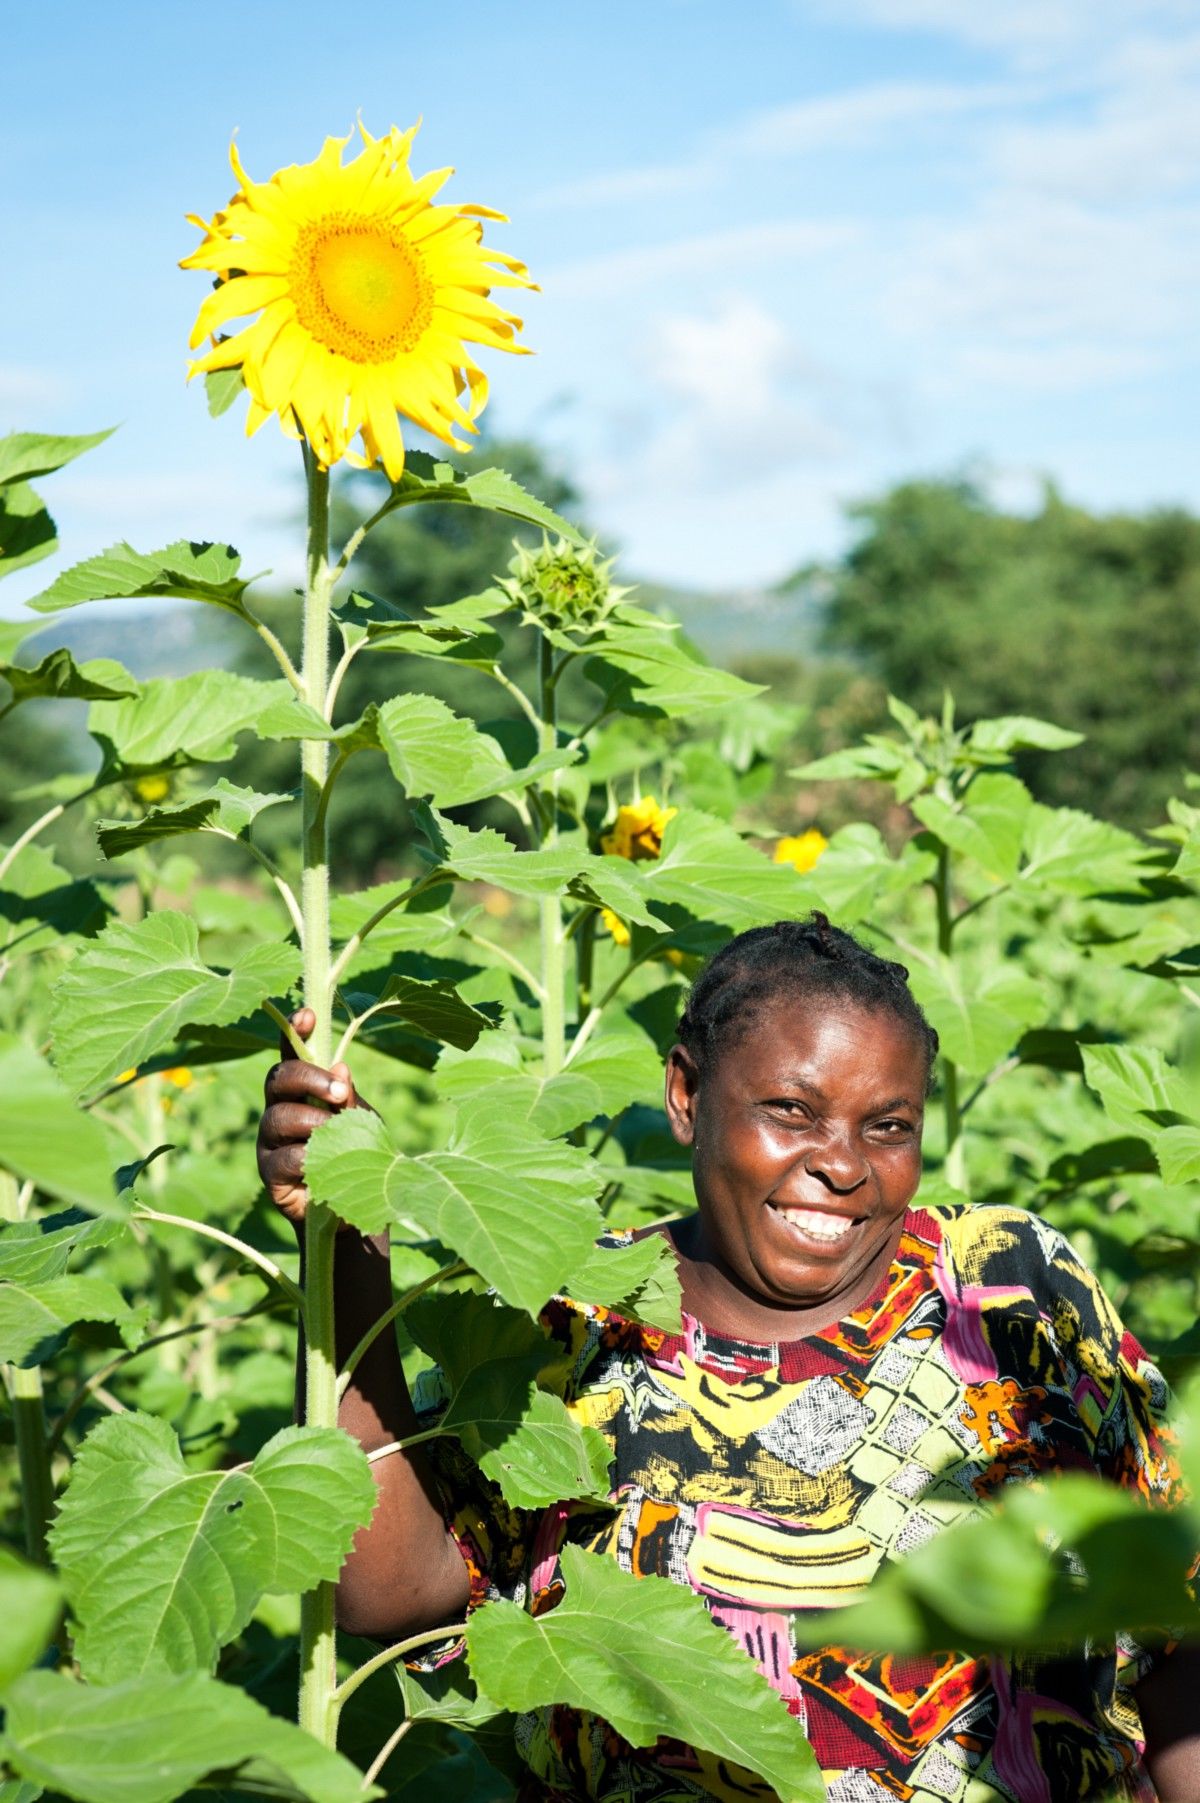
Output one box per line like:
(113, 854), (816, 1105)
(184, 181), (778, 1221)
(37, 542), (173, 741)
(181, 123), (535, 480)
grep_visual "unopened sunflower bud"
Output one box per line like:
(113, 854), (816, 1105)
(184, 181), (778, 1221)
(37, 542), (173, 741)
(499, 535), (628, 635)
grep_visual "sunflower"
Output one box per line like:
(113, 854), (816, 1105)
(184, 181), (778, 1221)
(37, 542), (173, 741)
(181, 124), (534, 480)
(773, 829), (828, 873)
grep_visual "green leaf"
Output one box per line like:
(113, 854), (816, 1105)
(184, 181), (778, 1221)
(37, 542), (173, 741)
(1019, 805), (1155, 897)
(640, 809), (819, 930)
(790, 738), (923, 793)
(0, 649), (138, 709)
(584, 612), (763, 718)
(438, 1028), (662, 1138)
(2, 1669), (378, 1803)
(422, 815), (664, 930)
(562, 1232), (684, 1333)
(49, 911), (300, 1098)
(204, 366), (245, 418)
(912, 773), (1033, 882)
(909, 956), (1047, 1075)
(375, 454), (584, 543)
(467, 1546), (823, 1802)
(96, 780), (292, 857)
(330, 881), (461, 969)
(355, 693), (574, 806)
(968, 715), (1085, 754)
(805, 823), (931, 926)
(0, 428), (113, 488)
(0, 1040), (122, 1212)
(0, 1274), (141, 1368)
(88, 671), (295, 776)
(305, 1100), (605, 1316)
(1080, 1045), (1187, 1135)
(27, 540), (254, 618)
(0, 483), (58, 579)
(338, 587), (506, 667)
(0, 1210), (122, 1285)
(0, 842), (110, 961)
(49, 1413), (375, 1683)
(0, 1548), (61, 1696)
(408, 1292), (612, 1507)
(346, 972), (498, 1053)
(1154, 1125), (1200, 1185)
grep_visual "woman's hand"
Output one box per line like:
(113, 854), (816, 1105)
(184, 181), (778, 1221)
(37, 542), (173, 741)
(256, 1008), (365, 1227)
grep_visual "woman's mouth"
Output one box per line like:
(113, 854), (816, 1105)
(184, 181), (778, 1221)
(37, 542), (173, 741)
(768, 1204), (863, 1250)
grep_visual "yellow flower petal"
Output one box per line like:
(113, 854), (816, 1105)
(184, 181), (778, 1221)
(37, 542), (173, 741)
(181, 122), (534, 476)
(773, 830), (829, 874)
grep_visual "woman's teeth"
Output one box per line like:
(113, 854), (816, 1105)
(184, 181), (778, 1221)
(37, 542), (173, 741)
(774, 1207), (858, 1243)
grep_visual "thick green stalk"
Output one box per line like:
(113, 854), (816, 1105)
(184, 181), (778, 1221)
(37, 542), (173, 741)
(934, 843), (966, 1190)
(537, 635), (565, 1077)
(297, 455), (339, 1745)
(0, 1172), (52, 1562)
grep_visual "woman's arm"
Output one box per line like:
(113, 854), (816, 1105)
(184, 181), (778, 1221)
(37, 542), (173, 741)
(258, 1013), (470, 1639)
(1136, 1645), (1200, 1801)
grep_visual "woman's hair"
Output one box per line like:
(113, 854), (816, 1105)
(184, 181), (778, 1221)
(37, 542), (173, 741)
(676, 913), (940, 1091)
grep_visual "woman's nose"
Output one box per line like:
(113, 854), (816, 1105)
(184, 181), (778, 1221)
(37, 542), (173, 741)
(803, 1140), (869, 1193)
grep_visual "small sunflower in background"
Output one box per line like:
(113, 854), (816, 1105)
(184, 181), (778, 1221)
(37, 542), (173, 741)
(599, 796), (677, 945)
(181, 123), (535, 479)
(773, 829), (828, 874)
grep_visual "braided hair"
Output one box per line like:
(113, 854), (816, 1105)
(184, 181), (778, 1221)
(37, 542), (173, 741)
(676, 913), (940, 1092)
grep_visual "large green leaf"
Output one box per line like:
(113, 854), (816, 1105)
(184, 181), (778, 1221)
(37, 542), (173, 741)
(344, 971), (498, 1055)
(49, 911), (300, 1098)
(422, 815), (665, 930)
(805, 824), (932, 927)
(561, 1231), (684, 1333)
(0, 842), (110, 962)
(49, 1413), (375, 1682)
(968, 715), (1085, 754)
(0, 480), (58, 578)
(407, 1291), (612, 1507)
(0, 1274), (142, 1368)
(0, 1548), (61, 1695)
(2, 1669), (377, 1803)
(909, 956), (1047, 1075)
(0, 1210), (123, 1285)
(1019, 805), (1155, 897)
(791, 1474), (1197, 1657)
(330, 881), (461, 970)
(27, 540), (253, 618)
(437, 1028), (662, 1136)
(1080, 1045), (1187, 1136)
(305, 1099), (605, 1316)
(374, 453), (584, 544)
(640, 809), (820, 930)
(790, 737), (927, 801)
(97, 780), (293, 858)
(0, 1040), (122, 1212)
(912, 773), (1033, 883)
(0, 650), (137, 710)
(584, 612), (763, 718)
(467, 1546), (823, 1802)
(337, 587), (506, 667)
(0, 428), (114, 488)
(88, 671), (294, 776)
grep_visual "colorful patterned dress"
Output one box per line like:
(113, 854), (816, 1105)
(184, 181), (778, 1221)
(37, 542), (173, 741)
(418, 1203), (1184, 1802)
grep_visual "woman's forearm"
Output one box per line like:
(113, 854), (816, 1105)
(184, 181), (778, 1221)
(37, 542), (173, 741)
(295, 1226), (470, 1638)
(1137, 1645), (1200, 1801)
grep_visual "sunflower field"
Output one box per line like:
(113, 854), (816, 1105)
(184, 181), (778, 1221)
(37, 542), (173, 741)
(1, 125), (1198, 1803)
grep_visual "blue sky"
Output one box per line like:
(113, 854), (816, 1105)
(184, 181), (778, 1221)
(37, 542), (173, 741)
(4, 0), (1198, 605)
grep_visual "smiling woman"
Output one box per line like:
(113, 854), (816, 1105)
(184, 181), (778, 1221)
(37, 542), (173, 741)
(260, 914), (1198, 1803)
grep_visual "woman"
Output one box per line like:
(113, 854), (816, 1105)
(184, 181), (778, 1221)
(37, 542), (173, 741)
(259, 917), (1200, 1800)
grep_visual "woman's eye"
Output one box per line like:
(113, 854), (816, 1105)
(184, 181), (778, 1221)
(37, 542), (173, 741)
(873, 1118), (913, 1137)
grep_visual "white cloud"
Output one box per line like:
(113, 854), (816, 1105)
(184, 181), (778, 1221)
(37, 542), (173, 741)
(547, 219), (859, 299)
(819, 0), (1197, 63)
(727, 79), (1024, 157)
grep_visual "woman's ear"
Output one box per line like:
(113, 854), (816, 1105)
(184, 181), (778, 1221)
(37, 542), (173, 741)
(665, 1044), (701, 1147)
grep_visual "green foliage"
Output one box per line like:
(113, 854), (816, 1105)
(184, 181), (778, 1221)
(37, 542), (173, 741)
(467, 1546), (825, 1802)
(806, 476), (1200, 823)
(3, 421), (1197, 1801)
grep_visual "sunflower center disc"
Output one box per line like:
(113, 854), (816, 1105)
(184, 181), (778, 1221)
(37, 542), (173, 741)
(292, 215), (434, 362)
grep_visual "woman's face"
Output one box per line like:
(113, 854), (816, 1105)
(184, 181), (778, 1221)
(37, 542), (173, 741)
(664, 996), (926, 1319)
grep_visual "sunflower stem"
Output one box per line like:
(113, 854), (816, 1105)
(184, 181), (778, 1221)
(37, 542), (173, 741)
(297, 449), (340, 1749)
(537, 633), (565, 1077)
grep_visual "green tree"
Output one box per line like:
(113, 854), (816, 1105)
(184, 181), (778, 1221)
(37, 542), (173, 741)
(791, 477), (1200, 825)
